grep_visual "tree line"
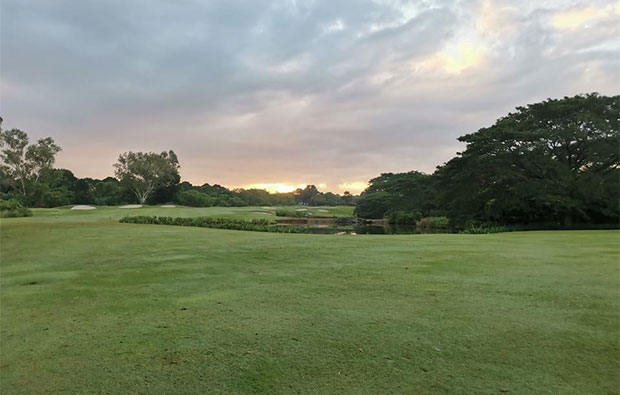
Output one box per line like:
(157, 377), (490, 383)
(355, 93), (619, 228)
(0, 123), (357, 208)
(1, 93), (618, 228)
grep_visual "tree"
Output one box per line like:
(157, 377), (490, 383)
(114, 151), (180, 204)
(435, 93), (619, 226)
(294, 185), (319, 205)
(354, 191), (394, 218)
(92, 177), (127, 206)
(0, 129), (61, 196)
(342, 191), (354, 205)
(354, 171), (435, 219)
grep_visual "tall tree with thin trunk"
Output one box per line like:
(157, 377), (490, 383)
(114, 151), (180, 204)
(0, 128), (61, 195)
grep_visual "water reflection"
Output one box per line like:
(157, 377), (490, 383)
(353, 225), (419, 234)
(275, 217), (445, 234)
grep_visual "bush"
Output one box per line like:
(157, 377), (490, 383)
(119, 215), (328, 234)
(275, 209), (308, 218)
(416, 216), (450, 232)
(461, 225), (511, 234)
(387, 211), (420, 224)
(175, 190), (214, 207)
(0, 199), (33, 218)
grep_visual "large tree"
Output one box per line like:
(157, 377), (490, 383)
(436, 93), (619, 226)
(294, 185), (320, 205)
(0, 128), (62, 195)
(354, 171), (435, 219)
(114, 150), (180, 204)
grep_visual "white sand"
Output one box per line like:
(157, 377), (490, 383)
(119, 204), (142, 209)
(295, 208), (308, 211)
(252, 211), (273, 215)
(261, 206), (273, 209)
(71, 205), (96, 210)
(318, 209), (329, 212)
(161, 205), (176, 208)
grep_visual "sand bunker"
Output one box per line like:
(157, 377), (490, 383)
(71, 205), (96, 210)
(119, 204), (142, 209)
(161, 205), (176, 208)
(317, 209), (329, 212)
(261, 206), (273, 209)
(295, 208), (308, 211)
(252, 211), (273, 215)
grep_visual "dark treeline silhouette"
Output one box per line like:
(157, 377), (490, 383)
(0, 168), (356, 208)
(355, 93), (619, 229)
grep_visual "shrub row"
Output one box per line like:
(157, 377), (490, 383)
(275, 209), (308, 217)
(387, 211), (420, 224)
(0, 199), (33, 218)
(460, 224), (511, 234)
(416, 216), (450, 232)
(119, 216), (330, 234)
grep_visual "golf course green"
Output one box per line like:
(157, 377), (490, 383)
(1, 206), (618, 394)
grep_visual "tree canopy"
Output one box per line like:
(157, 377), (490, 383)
(0, 128), (61, 196)
(114, 151), (181, 204)
(356, 93), (619, 228)
(354, 171), (435, 221)
(435, 93), (619, 226)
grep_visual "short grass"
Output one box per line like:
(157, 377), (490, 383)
(1, 208), (618, 394)
(31, 205), (355, 222)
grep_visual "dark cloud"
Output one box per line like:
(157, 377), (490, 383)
(1, 0), (618, 192)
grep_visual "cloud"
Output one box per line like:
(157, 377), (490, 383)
(551, 3), (618, 29)
(415, 42), (484, 74)
(1, 0), (618, 193)
(339, 182), (369, 194)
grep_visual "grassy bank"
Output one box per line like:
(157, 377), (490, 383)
(1, 208), (618, 394)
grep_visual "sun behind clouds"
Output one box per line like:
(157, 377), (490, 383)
(243, 183), (307, 193)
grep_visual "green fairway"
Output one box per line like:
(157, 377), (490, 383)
(29, 205), (355, 222)
(1, 209), (618, 394)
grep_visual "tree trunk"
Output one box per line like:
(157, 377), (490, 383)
(563, 212), (573, 229)
(19, 177), (26, 196)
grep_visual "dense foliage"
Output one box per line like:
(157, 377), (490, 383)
(354, 171), (436, 222)
(355, 93), (619, 228)
(0, 198), (32, 217)
(436, 93), (619, 227)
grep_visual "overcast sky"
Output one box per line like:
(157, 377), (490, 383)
(1, 0), (618, 193)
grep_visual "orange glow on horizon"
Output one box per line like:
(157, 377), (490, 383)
(243, 183), (308, 193)
(241, 181), (367, 194)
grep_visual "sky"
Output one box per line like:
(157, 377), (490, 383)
(1, 0), (619, 194)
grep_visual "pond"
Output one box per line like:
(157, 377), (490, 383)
(275, 218), (437, 235)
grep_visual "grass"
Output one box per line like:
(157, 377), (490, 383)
(30, 205), (355, 222)
(1, 207), (618, 394)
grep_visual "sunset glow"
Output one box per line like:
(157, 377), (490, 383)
(243, 183), (307, 193)
(338, 182), (369, 194)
